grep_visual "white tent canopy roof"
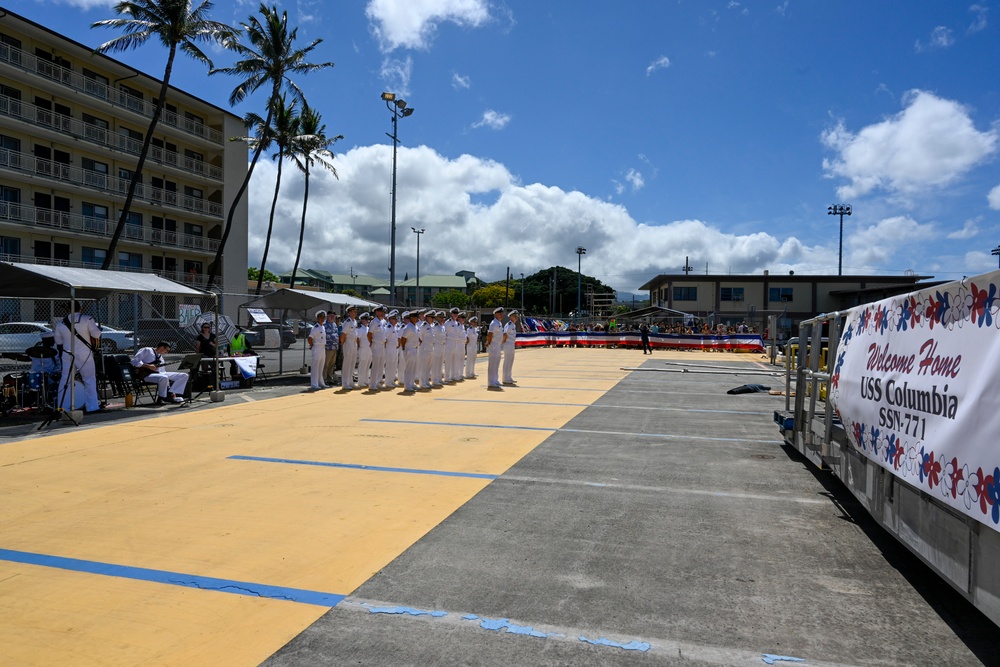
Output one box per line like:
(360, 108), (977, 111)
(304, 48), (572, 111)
(240, 288), (380, 313)
(0, 262), (211, 299)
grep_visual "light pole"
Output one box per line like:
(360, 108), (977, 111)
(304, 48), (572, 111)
(412, 227), (424, 306)
(382, 92), (414, 307)
(992, 243), (1000, 269)
(576, 246), (586, 316)
(827, 204), (852, 276)
(520, 272), (525, 310)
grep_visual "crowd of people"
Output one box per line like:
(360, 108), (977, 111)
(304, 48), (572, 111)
(307, 304), (521, 393)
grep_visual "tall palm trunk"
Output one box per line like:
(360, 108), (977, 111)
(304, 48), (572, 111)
(254, 147), (284, 294)
(289, 161), (310, 288)
(101, 43), (176, 269)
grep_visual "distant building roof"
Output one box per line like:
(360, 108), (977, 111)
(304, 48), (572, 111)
(396, 275), (470, 289)
(278, 269), (387, 288)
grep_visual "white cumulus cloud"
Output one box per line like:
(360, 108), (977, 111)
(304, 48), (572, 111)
(988, 183), (1000, 209)
(625, 168), (645, 191)
(366, 0), (491, 51)
(915, 25), (955, 52)
(452, 72), (471, 89)
(946, 218), (980, 239)
(821, 90), (999, 199)
(968, 4), (988, 33)
(646, 55), (671, 76)
(472, 110), (511, 130)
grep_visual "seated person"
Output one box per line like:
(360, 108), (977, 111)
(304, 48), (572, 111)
(131, 341), (187, 404)
(228, 328), (256, 356)
(28, 331), (62, 376)
(194, 323), (217, 358)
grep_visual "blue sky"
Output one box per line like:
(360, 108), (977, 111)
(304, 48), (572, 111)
(7, 0), (1000, 293)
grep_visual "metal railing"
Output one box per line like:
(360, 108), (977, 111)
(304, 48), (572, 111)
(0, 94), (224, 181)
(0, 202), (219, 253)
(0, 43), (224, 145)
(0, 147), (223, 217)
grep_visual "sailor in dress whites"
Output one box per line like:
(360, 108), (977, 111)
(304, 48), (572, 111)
(367, 306), (388, 392)
(502, 310), (520, 385)
(356, 312), (372, 388)
(464, 315), (478, 379)
(384, 310), (400, 388)
(53, 301), (103, 412)
(486, 306), (505, 389)
(444, 307), (464, 383)
(307, 311), (328, 390)
(400, 311), (421, 392)
(432, 311), (447, 386)
(340, 305), (359, 390)
(418, 310), (434, 389)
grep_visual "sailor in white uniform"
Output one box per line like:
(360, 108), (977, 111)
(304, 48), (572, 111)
(356, 312), (372, 387)
(53, 302), (103, 412)
(432, 311), (447, 386)
(384, 310), (400, 388)
(340, 305), (359, 390)
(502, 310), (520, 385)
(464, 315), (478, 379)
(444, 307), (465, 382)
(486, 306), (505, 389)
(418, 310), (433, 389)
(368, 306), (388, 391)
(307, 311), (328, 390)
(400, 311), (421, 392)
(131, 342), (187, 404)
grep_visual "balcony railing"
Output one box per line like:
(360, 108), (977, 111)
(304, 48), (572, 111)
(0, 147), (223, 218)
(0, 95), (224, 181)
(0, 201), (219, 253)
(0, 42), (224, 145)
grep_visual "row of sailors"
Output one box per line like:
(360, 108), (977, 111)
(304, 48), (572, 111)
(308, 305), (519, 393)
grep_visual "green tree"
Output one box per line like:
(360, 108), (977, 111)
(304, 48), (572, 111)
(342, 288), (360, 298)
(519, 267), (616, 315)
(92, 0), (237, 270)
(251, 94), (300, 295)
(288, 103), (341, 288)
(431, 290), (471, 308)
(471, 284), (515, 308)
(248, 266), (279, 282)
(206, 3), (334, 288)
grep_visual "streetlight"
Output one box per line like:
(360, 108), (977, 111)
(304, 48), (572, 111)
(520, 272), (525, 310)
(576, 246), (587, 316)
(827, 204), (852, 276)
(412, 227), (424, 306)
(992, 243), (1000, 269)
(382, 92), (414, 307)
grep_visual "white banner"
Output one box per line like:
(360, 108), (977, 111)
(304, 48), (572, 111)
(829, 270), (1000, 532)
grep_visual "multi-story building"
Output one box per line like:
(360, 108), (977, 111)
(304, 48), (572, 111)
(640, 270), (938, 338)
(0, 8), (247, 306)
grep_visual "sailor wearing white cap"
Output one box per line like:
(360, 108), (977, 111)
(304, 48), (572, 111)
(307, 310), (328, 390)
(367, 306), (388, 391)
(444, 306), (464, 382)
(340, 305), (359, 390)
(415, 310), (431, 389)
(431, 310), (447, 386)
(502, 310), (520, 385)
(486, 306), (505, 389)
(356, 312), (372, 387)
(400, 310), (421, 392)
(384, 310), (400, 388)
(464, 314), (478, 378)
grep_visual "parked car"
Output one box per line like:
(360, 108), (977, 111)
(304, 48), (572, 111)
(0, 321), (51, 353)
(97, 325), (138, 353)
(135, 319), (195, 352)
(244, 323), (295, 349)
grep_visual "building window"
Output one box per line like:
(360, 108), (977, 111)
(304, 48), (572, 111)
(118, 252), (142, 269)
(1, 235), (20, 259)
(82, 69), (109, 97)
(673, 286), (697, 301)
(81, 247), (106, 267)
(183, 185), (203, 199)
(0, 133), (21, 151)
(769, 287), (794, 302)
(720, 287), (744, 302)
(184, 223), (203, 237)
(81, 203), (109, 219)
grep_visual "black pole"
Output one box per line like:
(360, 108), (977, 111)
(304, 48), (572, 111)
(505, 267), (510, 309)
(828, 204), (852, 276)
(388, 111), (398, 306)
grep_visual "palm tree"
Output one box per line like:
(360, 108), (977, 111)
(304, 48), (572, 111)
(206, 3), (334, 289)
(288, 104), (342, 288)
(250, 95), (300, 295)
(91, 0), (237, 270)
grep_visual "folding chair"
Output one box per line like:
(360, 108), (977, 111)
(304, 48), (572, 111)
(113, 354), (157, 405)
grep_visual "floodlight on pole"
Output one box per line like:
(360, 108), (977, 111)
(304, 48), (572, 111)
(382, 92), (415, 307)
(827, 204), (852, 276)
(576, 246), (587, 316)
(412, 227), (425, 306)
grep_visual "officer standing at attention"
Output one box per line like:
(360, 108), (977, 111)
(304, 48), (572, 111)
(323, 309), (340, 386)
(356, 312), (372, 388)
(464, 315), (478, 379)
(417, 310), (433, 390)
(486, 306), (505, 390)
(368, 306), (388, 392)
(340, 305), (359, 390)
(444, 307), (464, 383)
(307, 311), (328, 390)
(432, 310), (448, 387)
(502, 310), (520, 385)
(400, 310), (420, 393)
(54, 301), (102, 412)
(384, 310), (400, 389)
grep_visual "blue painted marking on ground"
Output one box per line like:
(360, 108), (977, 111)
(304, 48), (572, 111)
(0, 548), (344, 607)
(367, 605), (447, 617)
(465, 614), (559, 638)
(435, 398), (591, 407)
(228, 455), (499, 480)
(579, 636), (651, 651)
(360, 419), (557, 432)
(762, 655), (806, 665)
